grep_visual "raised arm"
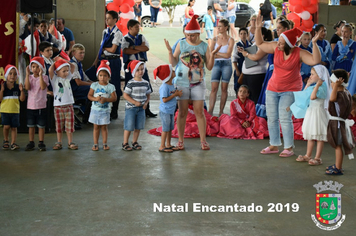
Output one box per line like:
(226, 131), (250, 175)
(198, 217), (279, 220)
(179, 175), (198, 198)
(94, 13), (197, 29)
(254, 14), (277, 54)
(300, 31), (321, 66)
(164, 39), (179, 66)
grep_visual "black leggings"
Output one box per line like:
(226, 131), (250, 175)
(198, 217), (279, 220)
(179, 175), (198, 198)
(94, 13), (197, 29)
(242, 73), (266, 104)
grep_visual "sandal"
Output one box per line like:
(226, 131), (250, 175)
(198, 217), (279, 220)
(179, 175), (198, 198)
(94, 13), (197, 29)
(122, 143), (132, 151)
(176, 141), (185, 150)
(201, 141), (210, 150)
(159, 148), (173, 153)
(10, 143), (20, 150)
(53, 142), (62, 150)
(326, 164), (344, 172)
(132, 142), (142, 150)
(279, 149), (294, 157)
(325, 166), (343, 175)
(296, 155), (311, 162)
(167, 146), (180, 151)
(68, 142), (78, 150)
(103, 144), (110, 150)
(260, 146), (279, 154)
(92, 144), (99, 151)
(2, 140), (10, 150)
(308, 158), (322, 166)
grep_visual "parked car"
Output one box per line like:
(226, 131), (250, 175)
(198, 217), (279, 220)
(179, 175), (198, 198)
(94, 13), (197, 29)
(234, 2), (256, 28)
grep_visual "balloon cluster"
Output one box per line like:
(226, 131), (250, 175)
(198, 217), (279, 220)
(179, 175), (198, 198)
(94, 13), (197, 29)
(287, 0), (318, 32)
(106, 0), (136, 35)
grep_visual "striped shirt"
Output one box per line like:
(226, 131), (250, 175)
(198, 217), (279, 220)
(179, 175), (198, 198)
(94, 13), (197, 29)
(124, 79), (152, 109)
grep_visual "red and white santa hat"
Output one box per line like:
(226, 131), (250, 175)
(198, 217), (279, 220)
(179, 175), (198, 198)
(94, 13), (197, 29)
(30, 56), (46, 75)
(54, 59), (70, 72)
(185, 15), (200, 34)
(281, 27), (303, 48)
(58, 50), (71, 61)
(96, 60), (111, 77)
(153, 64), (173, 83)
(125, 60), (145, 77)
(4, 65), (19, 80)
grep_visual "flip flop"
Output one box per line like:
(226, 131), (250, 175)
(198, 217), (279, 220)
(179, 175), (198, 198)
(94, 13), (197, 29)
(279, 149), (294, 157)
(260, 146), (279, 154)
(167, 146), (180, 151)
(159, 148), (173, 153)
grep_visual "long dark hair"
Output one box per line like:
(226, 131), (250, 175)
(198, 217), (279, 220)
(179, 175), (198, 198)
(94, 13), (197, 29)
(188, 0), (194, 7)
(260, 0), (272, 12)
(190, 52), (201, 65)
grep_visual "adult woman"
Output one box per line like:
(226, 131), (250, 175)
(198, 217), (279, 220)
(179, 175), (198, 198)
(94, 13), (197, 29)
(164, 15), (220, 150)
(149, 0), (162, 28)
(226, 0), (238, 40)
(309, 24), (332, 73)
(247, 15), (257, 44)
(237, 27), (272, 104)
(184, 0), (195, 26)
(330, 20), (346, 52)
(259, 0), (273, 29)
(254, 14), (321, 157)
(255, 20), (291, 118)
(208, 19), (234, 117)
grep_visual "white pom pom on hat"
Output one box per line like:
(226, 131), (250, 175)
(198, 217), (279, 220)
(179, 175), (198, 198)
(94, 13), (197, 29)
(96, 60), (111, 77)
(126, 60), (145, 78)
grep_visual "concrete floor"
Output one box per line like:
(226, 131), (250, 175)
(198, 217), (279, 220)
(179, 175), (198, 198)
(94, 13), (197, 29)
(1, 99), (356, 236)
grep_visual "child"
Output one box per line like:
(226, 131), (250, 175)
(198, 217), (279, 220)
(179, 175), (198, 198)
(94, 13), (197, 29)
(39, 41), (54, 93)
(38, 19), (61, 55)
(122, 60), (152, 151)
(122, 19), (156, 117)
(93, 10), (123, 120)
(218, 85), (268, 139)
(24, 57), (50, 151)
(299, 32), (313, 87)
(48, 59), (78, 150)
(87, 60), (117, 151)
(0, 65), (26, 150)
(201, 6), (215, 45)
(326, 69), (355, 175)
(292, 65), (330, 165)
(309, 24), (332, 73)
(154, 64), (182, 153)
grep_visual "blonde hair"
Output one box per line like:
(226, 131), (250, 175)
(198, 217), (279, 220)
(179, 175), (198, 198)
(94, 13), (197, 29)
(72, 43), (85, 53)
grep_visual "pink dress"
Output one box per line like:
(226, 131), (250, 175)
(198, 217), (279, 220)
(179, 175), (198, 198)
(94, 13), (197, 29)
(217, 98), (269, 139)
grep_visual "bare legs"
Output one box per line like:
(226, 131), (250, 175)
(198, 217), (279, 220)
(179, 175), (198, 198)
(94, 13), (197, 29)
(209, 81), (229, 116)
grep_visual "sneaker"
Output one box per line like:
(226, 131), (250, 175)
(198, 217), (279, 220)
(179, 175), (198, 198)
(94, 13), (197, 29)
(25, 141), (35, 151)
(10, 143), (20, 150)
(38, 142), (46, 151)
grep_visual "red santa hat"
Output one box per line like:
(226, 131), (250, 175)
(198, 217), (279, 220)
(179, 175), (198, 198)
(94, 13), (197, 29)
(30, 56), (46, 75)
(96, 60), (111, 77)
(153, 64), (173, 83)
(281, 28), (303, 48)
(58, 50), (71, 61)
(125, 60), (145, 77)
(54, 59), (70, 72)
(4, 65), (19, 80)
(184, 15), (201, 34)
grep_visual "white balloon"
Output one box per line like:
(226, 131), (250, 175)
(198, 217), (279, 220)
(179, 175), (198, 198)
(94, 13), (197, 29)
(298, 11), (311, 21)
(120, 11), (135, 19)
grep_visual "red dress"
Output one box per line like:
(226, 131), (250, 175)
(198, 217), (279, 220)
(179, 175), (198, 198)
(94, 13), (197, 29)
(217, 98), (269, 139)
(147, 105), (220, 138)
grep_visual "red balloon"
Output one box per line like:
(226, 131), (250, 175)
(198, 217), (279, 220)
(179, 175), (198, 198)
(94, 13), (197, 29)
(294, 4), (304, 13)
(113, 0), (123, 5)
(305, 4), (318, 14)
(303, 19), (314, 29)
(292, 18), (301, 27)
(125, 0), (135, 8)
(287, 12), (299, 21)
(289, 0), (299, 6)
(298, 25), (307, 32)
(306, 27), (313, 32)
(120, 3), (130, 13)
(311, 0), (318, 4)
(289, 5), (295, 12)
(107, 3), (120, 12)
(301, 0), (311, 7)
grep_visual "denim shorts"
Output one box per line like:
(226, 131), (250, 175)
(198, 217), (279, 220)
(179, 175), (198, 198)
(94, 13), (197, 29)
(1, 113), (20, 128)
(177, 82), (206, 101)
(27, 108), (47, 128)
(159, 111), (174, 132)
(228, 15), (236, 24)
(211, 60), (233, 83)
(89, 109), (110, 125)
(206, 29), (213, 39)
(124, 106), (145, 131)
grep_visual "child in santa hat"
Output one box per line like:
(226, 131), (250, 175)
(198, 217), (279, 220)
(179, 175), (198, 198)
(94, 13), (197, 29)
(122, 60), (152, 151)
(48, 59), (78, 150)
(24, 57), (50, 151)
(0, 65), (26, 150)
(87, 60), (117, 151)
(154, 64), (183, 153)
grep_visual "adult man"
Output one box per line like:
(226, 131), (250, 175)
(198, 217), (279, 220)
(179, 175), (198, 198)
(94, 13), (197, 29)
(56, 18), (75, 56)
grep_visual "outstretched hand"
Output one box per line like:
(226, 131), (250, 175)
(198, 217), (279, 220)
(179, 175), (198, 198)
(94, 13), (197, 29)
(164, 39), (172, 53)
(312, 30), (321, 44)
(255, 14), (263, 28)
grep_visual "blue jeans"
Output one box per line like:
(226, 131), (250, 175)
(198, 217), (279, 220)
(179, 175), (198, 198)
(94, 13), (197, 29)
(266, 90), (295, 149)
(124, 106), (146, 131)
(211, 60), (232, 83)
(150, 7), (160, 23)
(159, 111), (174, 132)
(206, 29), (213, 39)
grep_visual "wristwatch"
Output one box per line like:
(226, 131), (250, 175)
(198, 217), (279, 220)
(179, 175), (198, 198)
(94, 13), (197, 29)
(245, 52), (249, 58)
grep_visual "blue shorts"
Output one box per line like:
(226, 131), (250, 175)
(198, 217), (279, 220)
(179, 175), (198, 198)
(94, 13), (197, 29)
(1, 113), (20, 128)
(89, 109), (110, 125)
(211, 60), (233, 83)
(27, 108), (47, 128)
(124, 106), (145, 131)
(177, 82), (206, 101)
(206, 29), (213, 39)
(228, 15), (236, 24)
(159, 111), (174, 132)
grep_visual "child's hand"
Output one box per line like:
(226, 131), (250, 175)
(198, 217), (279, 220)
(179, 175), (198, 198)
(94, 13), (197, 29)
(19, 83), (23, 91)
(143, 103), (148, 110)
(175, 90), (183, 97)
(316, 79), (324, 86)
(286, 107), (290, 112)
(242, 121), (250, 128)
(26, 65), (31, 75)
(47, 91), (53, 96)
(99, 97), (106, 104)
(135, 101), (142, 107)
(335, 78), (345, 87)
(39, 66), (43, 76)
(0, 80), (5, 92)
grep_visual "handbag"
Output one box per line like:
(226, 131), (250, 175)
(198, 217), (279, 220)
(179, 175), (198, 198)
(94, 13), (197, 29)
(134, 3), (141, 13)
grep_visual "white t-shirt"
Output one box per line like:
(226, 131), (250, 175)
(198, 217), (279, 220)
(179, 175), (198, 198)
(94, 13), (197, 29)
(51, 73), (74, 106)
(226, 2), (237, 17)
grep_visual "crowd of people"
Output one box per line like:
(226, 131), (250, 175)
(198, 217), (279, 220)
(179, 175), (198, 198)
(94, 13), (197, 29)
(1, 2), (356, 176)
